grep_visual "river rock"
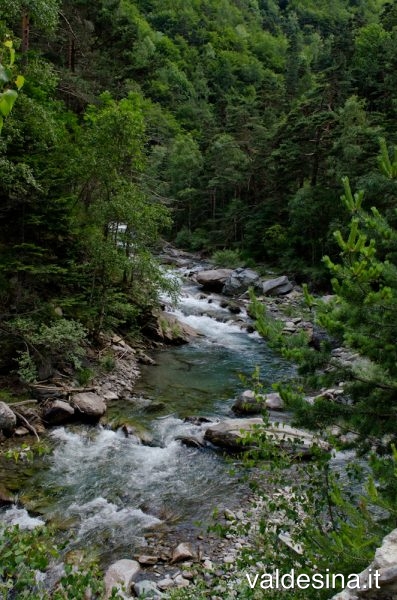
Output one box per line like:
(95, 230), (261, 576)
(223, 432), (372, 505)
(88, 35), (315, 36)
(195, 269), (233, 292)
(204, 419), (329, 456)
(184, 416), (213, 425)
(133, 580), (162, 598)
(174, 574), (190, 588)
(104, 559), (140, 599)
(232, 390), (284, 414)
(42, 400), (75, 425)
(0, 401), (16, 433)
(261, 276), (293, 296)
(145, 311), (199, 345)
(137, 555), (159, 566)
(157, 577), (174, 591)
(71, 392), (106, 421)
(204, 418), (262, 451)
(222, 268), (261, 296)
(14, 426), (30, 436)
(176, 434), (206, 448)
(171, 542), (195, 563)
(220, 299), (241, 314)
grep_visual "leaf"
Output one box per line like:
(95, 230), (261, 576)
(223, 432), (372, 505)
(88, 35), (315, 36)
(0, 65), (9, 84)
(15, 75), (24, 90)
(3, 40), (12, 49)
(0, 89), (18, 117)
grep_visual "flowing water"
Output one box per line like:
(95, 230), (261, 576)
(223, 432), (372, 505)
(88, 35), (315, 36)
(0, 265), (294, 561)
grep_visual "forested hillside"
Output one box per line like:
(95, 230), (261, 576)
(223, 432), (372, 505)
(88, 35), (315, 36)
(3, 3), (397, 598)
(1, 0), (396, 367)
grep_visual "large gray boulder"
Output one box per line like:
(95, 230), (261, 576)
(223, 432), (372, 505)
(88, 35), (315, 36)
(222, 268), (261, 296)
(104, 559), (140, 599)
(261, 275), (293, 296)
(146, 311), (199, 345)
(42, 400), (75, 426)
(71, 392), (106, 421)
(204, 419), (329, 456)
(195, 269), (233, 292)
(0, 402), (16, 433)
(232, 390), (284, 414)
(204, 418), (263, 451)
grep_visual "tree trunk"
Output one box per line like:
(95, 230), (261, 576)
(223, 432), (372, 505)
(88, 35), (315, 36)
(21, 12), (30, 53)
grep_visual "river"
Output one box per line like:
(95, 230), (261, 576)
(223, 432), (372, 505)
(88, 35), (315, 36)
(0, 262), (294, 563)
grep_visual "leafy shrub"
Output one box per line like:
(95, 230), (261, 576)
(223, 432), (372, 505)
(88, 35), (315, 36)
(175, 227), (210, 251)
(211, 249), (244, 268)
(10, 318), (87, 383)
(0, 525), (107, 599)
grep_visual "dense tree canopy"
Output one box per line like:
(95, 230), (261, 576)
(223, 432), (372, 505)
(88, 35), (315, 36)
(1, 0), (397, 374)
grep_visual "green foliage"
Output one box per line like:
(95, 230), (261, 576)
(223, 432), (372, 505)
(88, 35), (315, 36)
(175, 227), (210, 251)
(10, 318), (86, 383)
(0, 525), (106, 599)
(0, 39), (24, 133)
(211, 249), (244, 268)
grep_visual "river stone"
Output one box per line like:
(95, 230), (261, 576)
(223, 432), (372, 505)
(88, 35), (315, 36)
(42, 400), (75, 425)
(176, 434), (206, 448)
(0, 401), (16, 433)
(104, 559), (140, 599)
(174, 574), (190, 588)
(204, 418), (263, 451)
(261, 276), (293, 296)
(184, 416), (213, 425)
(204, 419), (329, 456)
(171, 542), (195, 563)
(232, 390), (284, 414)
(138, 555), (159, 566)
(133, 579), (162, 598)
(14, 426), (30, 436)
(71, 392), (106, 421)
(195, 269), (233, 292)
(146, 311), (199, 344)
(222, 268), (261, 296)
(158, 577), (174, 590)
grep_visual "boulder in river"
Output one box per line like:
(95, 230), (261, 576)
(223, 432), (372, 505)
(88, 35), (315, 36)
(204, 418), (262, 451)
(261, 275), (293, 296)
(222, 268), (261, 296)
(42, 400), (75, 426)
(232, 390), (284, 414)
(71, 392), (106, 422)
(0, 401), (16, 434)
(204, 419), (329, 457)
(176, 434), (206, 448)
(195, 269), (233, 292)
(144, 311), (199, 344)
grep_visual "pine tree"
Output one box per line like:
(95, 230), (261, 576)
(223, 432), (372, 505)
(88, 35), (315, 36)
(287, 140), (397, 454)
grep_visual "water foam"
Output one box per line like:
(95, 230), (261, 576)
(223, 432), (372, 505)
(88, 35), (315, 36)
(1, 506), (45, 530)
